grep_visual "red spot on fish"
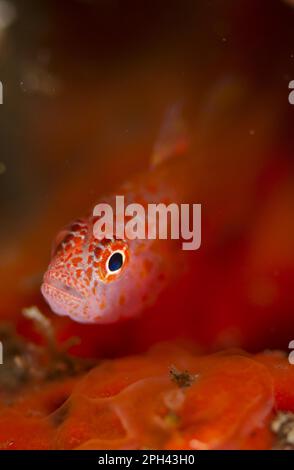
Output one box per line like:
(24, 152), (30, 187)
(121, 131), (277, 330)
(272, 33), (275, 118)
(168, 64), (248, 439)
(86, 267), (93, 281)
(72, 257), (82, 267)
(94, 247), (102, 259)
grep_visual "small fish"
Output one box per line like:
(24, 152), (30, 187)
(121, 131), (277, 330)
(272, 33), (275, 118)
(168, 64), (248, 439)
(42, 80), (279, 326)
(41, 107), (191, 324)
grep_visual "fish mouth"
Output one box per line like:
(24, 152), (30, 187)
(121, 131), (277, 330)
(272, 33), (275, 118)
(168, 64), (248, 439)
(42, 278), (85, 301)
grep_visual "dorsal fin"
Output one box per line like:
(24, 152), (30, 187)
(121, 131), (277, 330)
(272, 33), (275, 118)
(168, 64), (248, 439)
(151, 104), (189, 168)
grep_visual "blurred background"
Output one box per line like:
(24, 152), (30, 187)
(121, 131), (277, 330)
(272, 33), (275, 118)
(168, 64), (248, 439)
(0, 0), (294, 356)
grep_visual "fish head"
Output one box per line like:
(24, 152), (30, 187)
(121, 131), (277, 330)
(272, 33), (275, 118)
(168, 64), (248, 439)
(41, 216), (168, 323)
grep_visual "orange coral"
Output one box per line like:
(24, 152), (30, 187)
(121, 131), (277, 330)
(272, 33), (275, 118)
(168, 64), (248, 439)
(1, 342), (294, 450)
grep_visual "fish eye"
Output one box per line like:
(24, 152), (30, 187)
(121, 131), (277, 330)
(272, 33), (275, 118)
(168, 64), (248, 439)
(107, 251), (124, 273)
(94, 240), (129, 282)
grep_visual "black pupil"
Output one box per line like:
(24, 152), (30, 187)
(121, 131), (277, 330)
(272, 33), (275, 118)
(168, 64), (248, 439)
(108, 252), (123, 272)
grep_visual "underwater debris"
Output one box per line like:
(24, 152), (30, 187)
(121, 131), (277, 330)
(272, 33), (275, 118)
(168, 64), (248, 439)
(0, 324), (44, 392)
(23, 306), (55, 348)
(0, 308), (96, 396)
(22, 306), (96, 380)
(169, 365), (197, 388)
(271, 411), (294, 449)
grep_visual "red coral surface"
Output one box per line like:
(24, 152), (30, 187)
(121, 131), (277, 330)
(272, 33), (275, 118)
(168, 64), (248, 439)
(0, 342), (293, 450)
